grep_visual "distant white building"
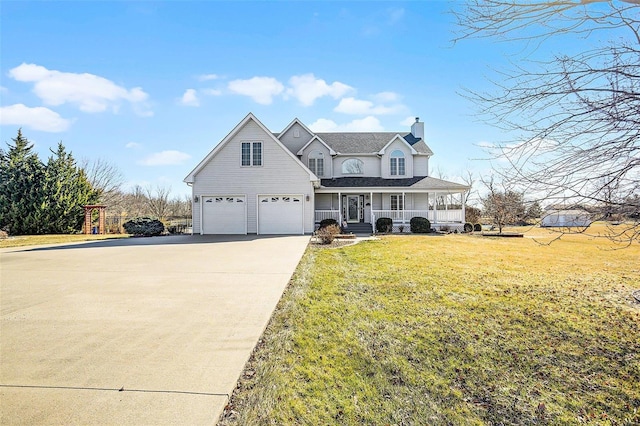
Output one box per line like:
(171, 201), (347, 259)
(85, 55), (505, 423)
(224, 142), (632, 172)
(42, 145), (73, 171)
(541, 210), (592, 228)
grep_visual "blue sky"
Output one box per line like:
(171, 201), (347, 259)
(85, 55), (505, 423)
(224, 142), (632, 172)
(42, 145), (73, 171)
(1, 1), (560, 198)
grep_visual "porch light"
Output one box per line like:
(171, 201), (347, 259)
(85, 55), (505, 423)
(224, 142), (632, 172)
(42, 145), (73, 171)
(194, 195), (199, 203)
(306, 195), (310, 201)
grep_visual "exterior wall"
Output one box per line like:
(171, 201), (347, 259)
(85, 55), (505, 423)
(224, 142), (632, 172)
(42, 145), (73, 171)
(413, 193), (429, 210)
(332, 155), (381, 178)
(413, 156), (429, 176)
(300, 140), (333, 178)
(380, 139), (414, 179)
(315, 193), (333, 209)
(278, 122), (313, 155)
(192, 120), (315, 234)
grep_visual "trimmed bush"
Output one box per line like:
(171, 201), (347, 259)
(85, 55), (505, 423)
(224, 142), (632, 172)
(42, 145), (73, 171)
(463, 222), (473, 233)
(473, 223), (482, 232)
(410, 216), (431, 233)
(319, 218), (339, 229)
(316, 224), (341, 244)
(123, 217), (165, 236)
(376, 217), (393, 233)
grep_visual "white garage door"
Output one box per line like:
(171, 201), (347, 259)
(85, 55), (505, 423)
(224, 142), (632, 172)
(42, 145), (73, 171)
(258, 195), (304, 235)
(202, 196), (246, 234)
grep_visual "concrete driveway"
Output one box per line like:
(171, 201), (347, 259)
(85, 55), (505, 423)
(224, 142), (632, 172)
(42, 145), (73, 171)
(0, 235), (309, 425)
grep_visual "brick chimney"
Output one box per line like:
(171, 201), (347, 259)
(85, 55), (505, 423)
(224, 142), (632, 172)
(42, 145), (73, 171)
(411, 117), (424, 139)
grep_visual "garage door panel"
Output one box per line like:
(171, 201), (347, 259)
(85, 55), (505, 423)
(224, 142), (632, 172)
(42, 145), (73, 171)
(202, 196), (246, 234)
(258, 195), (303, 235)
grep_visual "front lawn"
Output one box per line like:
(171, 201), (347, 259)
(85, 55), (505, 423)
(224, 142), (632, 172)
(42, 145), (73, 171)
(220, 227), (639, 425)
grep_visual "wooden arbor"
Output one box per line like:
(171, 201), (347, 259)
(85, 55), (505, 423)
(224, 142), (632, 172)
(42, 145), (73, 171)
(83, 205), (106, 235)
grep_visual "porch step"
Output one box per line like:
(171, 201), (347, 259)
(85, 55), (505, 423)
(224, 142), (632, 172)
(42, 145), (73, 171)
(343, 222), (373, 234)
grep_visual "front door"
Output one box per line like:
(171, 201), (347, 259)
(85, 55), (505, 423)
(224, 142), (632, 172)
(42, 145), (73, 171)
(347, 195), (360, 223)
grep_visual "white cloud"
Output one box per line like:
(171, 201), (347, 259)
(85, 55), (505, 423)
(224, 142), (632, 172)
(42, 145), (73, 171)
(334, 97), (405, 115)
(138, 150), (191, 166)
(8, 63), (152, 116)
(0, 103), (72, 132)
(198, 73), (219, 81)
(0, 86), (7, 93)
(400, 116), (418, 126)
(286, 74), (353, 106)
(228, 76), (284, 105)
(309, 116), (384, 132)
(179, 89), (199, 106)
(125, 142), (142, 149)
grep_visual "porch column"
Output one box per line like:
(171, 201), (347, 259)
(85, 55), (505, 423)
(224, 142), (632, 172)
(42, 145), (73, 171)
(338, 192), (342, 224)
(426, 192), (430, 222)
(402, 192), (406, 223)
(462, 191), (466, 223)
(370, 191), (373, 223)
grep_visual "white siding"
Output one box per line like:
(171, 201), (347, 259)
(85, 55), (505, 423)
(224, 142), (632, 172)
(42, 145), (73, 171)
(414, 156), (429, 176)
(279, 122), (313, 154)
(300, 140), (332, 178)
(380, 139), (414, 179)
(332, 155), (381, 178)
(192, 120), (315, 234)
(315, 193), (333, 209)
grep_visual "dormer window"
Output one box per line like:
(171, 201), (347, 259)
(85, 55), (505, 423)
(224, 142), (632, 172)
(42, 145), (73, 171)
(308, 151), (324, 177)
(342, 158), (364, 174)
(390, 150), (405, 176)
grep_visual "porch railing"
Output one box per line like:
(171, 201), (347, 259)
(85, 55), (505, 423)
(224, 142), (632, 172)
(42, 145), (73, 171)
(372, 209), (464, 223)
(315, 210), (340, 222)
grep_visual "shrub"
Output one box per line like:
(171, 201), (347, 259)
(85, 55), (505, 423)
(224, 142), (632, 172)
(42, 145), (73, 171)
(318, 218), (339, 229)
(410, 216), (431, 233)
(316, 224), (341, 244)
(473, 223), (482, 232)
(463, 222), (473, 233)
(376, 217), (393, 233)
(123, 217), (165, 236)
(0, 229), (8, 239)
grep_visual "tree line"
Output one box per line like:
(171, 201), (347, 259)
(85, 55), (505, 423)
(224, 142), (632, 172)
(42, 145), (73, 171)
(0, 130), (191, 236)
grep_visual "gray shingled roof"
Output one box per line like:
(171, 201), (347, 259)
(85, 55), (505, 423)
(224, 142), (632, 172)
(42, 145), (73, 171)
(314, 132), (433, 155)
(320, 176), (469, 190)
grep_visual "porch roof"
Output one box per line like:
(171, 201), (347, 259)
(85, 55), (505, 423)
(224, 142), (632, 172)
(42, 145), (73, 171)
(319, 176), (469, 191)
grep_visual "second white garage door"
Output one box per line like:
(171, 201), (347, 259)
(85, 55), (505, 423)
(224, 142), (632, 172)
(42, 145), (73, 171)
(258, 195), (304, 234)
(202, 196), (246, 234)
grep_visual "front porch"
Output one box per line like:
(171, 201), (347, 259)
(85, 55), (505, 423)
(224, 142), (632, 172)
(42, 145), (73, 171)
(314, 191), (466, 233)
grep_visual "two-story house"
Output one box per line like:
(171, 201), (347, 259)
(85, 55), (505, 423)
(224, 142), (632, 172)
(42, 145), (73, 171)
(184, 113), (469, 235)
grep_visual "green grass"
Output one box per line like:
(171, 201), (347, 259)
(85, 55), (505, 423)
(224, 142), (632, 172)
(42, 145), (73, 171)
(0, 234), (129, 248)
(220, 227), (640, 425)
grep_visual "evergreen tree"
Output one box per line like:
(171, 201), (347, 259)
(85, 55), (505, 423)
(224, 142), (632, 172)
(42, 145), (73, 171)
(0, 129), (46, 235)
(0, 130), (99, 235)
(40, 143), (98, 233)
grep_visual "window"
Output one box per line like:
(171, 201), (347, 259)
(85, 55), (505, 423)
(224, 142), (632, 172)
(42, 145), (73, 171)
(308, 151), (324, 176)
(241, 141), (262, 166)
(391, 195), (404, 211)
(341, 158), (364, 174)
(390, 150), (405, 176)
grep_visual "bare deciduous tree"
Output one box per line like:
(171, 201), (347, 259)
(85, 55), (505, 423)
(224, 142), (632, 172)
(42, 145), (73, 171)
(482, 177), (527, 234)
(81, 158), (125, 206)
(145, 184), (172, 221)
(453, 0), (640, 243)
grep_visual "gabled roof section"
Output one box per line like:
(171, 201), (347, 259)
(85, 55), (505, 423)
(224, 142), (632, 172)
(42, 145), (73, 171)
(315, 132), (433, 155)
(277, 118), (315, 141)
(378, 134), (418, 155)
(184, 113), (318, 184)
(296, 135), (336, 156)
